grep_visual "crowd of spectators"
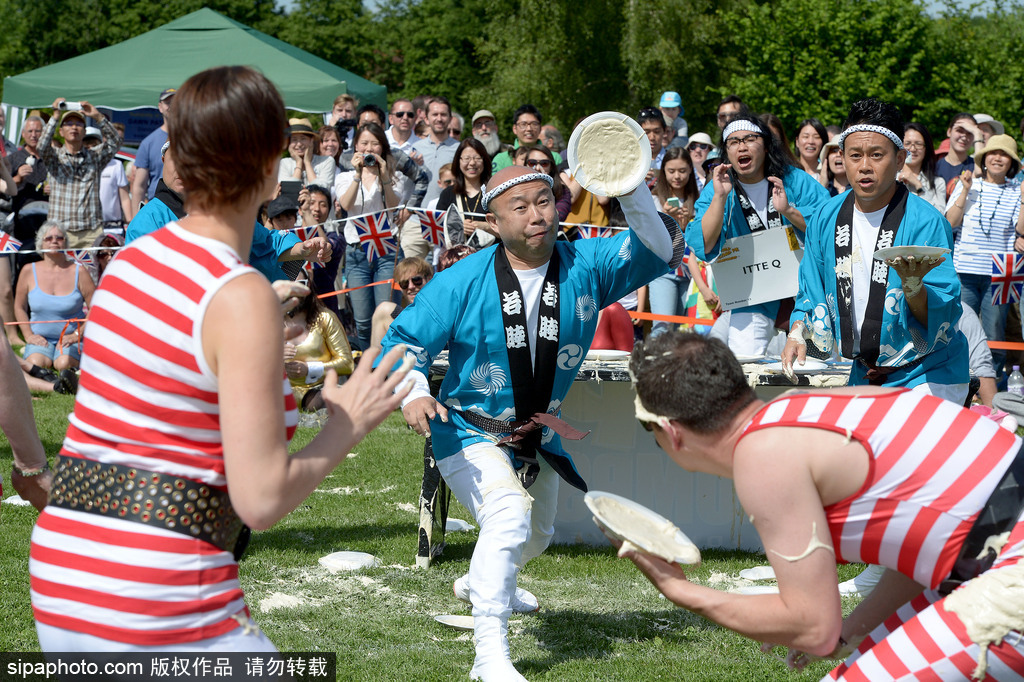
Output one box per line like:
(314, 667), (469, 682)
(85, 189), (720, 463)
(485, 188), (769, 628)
(2, 86), (1023, 414)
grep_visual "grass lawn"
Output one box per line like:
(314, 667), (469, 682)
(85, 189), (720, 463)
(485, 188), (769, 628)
(0, 393), (863, 680)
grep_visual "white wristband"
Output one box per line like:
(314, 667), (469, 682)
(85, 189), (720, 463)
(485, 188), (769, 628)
(304, 362), (325, 385)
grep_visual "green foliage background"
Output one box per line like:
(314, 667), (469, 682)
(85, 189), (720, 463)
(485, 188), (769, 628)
(0, 0), (1020, 142)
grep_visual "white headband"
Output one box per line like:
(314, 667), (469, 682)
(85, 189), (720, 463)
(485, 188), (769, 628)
(723, 120), (764, 140)
(481, 172), (553, 212)
(837, 124), (904, 151)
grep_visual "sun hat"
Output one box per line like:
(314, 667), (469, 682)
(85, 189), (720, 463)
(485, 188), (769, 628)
(974, 134), (1019, 165)
(687, 132), (713, 149)
(287, 117), (316, 137)
(659, 91), (682, 109)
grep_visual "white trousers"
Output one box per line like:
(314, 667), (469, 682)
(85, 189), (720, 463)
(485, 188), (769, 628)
(36, 615), (277, 652)
(436, 441), (559, 624)
(727, 311), (775, 356)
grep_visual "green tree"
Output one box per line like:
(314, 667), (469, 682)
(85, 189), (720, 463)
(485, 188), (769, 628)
(721, 0), (935, 134)
(468, 0), (629, 136)
(621, 0), (746, 137)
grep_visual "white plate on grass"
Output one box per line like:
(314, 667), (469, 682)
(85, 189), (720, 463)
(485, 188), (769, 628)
(435, 614), (475, 631)
(585, 491), (701, 565)
(445, 518), (475, 532)
(567, 112), (651, 197)
(739, 566), (776, 581)
(318, 551), (379, 572)
(872, 246), (950, 262)
(762, 359), (828, 374)
(586, 349), (631, 361)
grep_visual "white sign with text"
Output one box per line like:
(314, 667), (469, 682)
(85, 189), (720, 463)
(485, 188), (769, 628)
(713, 227), (803, 310)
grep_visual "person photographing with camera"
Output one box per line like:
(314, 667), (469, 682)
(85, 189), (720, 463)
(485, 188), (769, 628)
(39, 98), (120, 249)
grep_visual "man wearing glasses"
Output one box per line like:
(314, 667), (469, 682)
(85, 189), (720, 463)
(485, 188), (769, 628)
(386, 98), (422, 160)
(471, 110), (502, 158)
(39, 98), (120, 249)
(491, 104), (563, 174)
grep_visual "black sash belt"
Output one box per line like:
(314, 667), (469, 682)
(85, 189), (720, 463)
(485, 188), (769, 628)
(49, 455), (248, 556)
(855, 354), (927, 386)
(460, 410), (590, 493)
(939, 441), (1024, 595)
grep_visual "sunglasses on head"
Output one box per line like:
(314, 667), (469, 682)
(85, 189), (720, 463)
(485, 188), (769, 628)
(400, 275), (425, 290)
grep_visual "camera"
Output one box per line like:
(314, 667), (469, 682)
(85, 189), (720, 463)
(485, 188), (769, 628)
(57, 101), (82, 111)
(363, 154), (377, 167)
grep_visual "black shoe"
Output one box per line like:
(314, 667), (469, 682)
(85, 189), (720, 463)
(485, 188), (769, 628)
(28, 364), (58, 383)
(55, 368), (78, 395)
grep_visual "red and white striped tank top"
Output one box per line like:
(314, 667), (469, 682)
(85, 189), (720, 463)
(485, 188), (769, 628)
(741, 389), (1020, 589)
(30, 223), (298, 645)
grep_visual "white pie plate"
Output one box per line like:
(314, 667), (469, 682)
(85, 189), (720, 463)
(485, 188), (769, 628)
(762, 359), (829, 374)
(434, 614), (475, 631)
(872, 245), (950, 262)
(567, 112), (651, 197)
(318, 551), (379, 572)
(586, 349), (631, 361)
(733, 354), (765, 363)
(585, 491), (701, 565)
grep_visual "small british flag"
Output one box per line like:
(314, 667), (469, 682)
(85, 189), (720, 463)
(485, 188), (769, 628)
(410, 207), (448, 247)
(991, 252), (1024, 305)
(0, 232), (22, 253)
(350, 211), (397, 262)
(67, 249), (94, 267)
(290, 225), (318, 242)
(574, 224), (615, 240)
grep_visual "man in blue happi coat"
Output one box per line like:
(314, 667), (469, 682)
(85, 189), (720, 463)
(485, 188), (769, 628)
(380, 164), (684, 680)
(782, 98), (968, 404)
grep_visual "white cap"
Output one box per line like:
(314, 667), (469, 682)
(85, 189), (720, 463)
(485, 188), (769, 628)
(974, 114), (1005, 136)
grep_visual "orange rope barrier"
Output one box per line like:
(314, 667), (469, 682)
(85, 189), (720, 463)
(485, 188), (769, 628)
(627, 311), (714, 326)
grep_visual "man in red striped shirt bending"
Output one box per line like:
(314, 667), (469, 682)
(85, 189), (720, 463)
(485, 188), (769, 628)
(622, 330), (1024, 680)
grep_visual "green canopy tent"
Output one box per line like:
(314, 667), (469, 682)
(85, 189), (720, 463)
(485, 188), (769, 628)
(2, 8), (386, 139)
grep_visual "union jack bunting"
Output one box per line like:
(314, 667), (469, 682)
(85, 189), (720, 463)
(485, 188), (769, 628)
(410, 207), (448, 247)
(675, 246), (692, 278)
(0, 232), (22, 253)
(574, 224), (615, 240)
(290, 225), (318, 242)
(67, 249), (94, 267)
(991, 252), (1024, 305)
(350, 211), (396, 262)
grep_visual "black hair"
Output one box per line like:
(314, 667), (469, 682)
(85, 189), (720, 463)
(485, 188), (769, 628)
(293, 278), (327, 331)
(451, 138), (493, 196)
(946, 112), (976, 130)
(719, 94), (745, 110)
(716, 112), (794, 180)
(513, 103), (542, 126)
(637, 107), (666, 130)
(760, 112), (798, 164)
(794, 117), (828, 158)
(902, 122), (937, 184)
(629, 332), (757, 435)
(306, 184), (331, 202)
(842, 98), (905, 151)
(357, 103), (387, 127)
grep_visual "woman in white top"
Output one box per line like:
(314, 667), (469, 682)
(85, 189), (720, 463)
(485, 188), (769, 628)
(278, 118), (336, 187)
(898, 122), (945, 211)
(945, 134), (1024, 376)
(334, 122), (401, 350)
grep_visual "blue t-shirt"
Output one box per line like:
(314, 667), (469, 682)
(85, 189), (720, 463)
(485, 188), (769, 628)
(124, 197), (300, 281)
(135, 128), (168, 200)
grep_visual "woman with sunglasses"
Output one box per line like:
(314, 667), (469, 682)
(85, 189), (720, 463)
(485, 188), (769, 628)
(686, 133), (713, 192)
(436, 138), (492, 248)
(284, 279), (354, 412)
(89, 232), (123, 282)
(14, 220), (94, 372)
(524, 146), (571, 221)
(370, 257), (433, 351)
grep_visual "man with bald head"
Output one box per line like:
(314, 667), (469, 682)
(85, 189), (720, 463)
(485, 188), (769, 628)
(381, 165), (685, 680)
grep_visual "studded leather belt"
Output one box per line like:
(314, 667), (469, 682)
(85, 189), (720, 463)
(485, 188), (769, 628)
(49, 455), (245, 553)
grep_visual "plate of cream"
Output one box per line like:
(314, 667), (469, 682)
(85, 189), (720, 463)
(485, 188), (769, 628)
(567, 112), (651, 197)
(585, 490), (700, 565)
